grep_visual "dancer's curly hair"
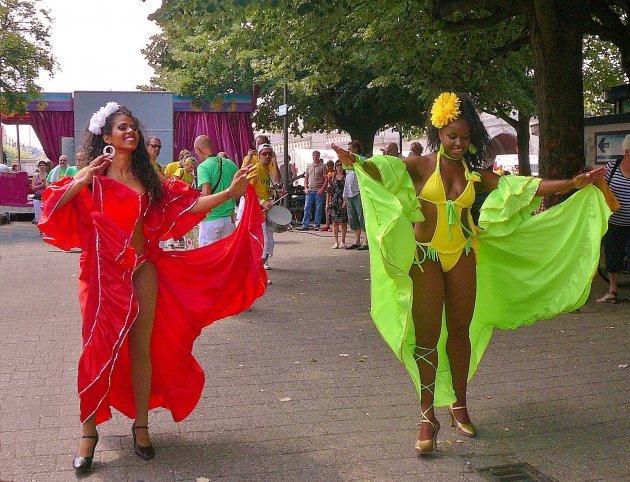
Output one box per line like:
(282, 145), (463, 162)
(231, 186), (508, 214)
(426, 93), (490, 170)
(83, 105), (162, 203)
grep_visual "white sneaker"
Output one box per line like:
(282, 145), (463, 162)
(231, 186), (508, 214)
(331, 242), (339, 249)
(339, 242), (346, 249)
(263, 262), (271, 270)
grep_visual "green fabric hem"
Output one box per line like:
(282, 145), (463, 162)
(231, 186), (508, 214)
(478, 175), (541, 237)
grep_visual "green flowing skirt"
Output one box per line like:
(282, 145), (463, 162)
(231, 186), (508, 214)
(355, 155), (611, 407)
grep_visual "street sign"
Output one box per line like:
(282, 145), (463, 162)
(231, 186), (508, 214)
(278, 104), (287, 116)
(595, 131), (629, 164)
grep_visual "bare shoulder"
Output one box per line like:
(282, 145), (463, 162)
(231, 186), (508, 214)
(479, 168), (501, 192)
(404, 154), (434, 182)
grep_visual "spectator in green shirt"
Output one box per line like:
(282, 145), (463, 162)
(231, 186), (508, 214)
(46, 155), (78, 187)
(194, 135), (239, 246)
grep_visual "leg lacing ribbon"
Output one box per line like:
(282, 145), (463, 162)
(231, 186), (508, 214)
(414, 344), (437, 424)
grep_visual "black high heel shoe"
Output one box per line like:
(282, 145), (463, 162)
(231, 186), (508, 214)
(72, 433), (99, 470)
(132, 423), (155, 460)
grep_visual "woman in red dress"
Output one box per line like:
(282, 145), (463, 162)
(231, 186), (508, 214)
(39, 103), (266, 470)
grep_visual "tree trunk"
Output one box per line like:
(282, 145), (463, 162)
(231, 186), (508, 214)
(335, 118), (380, 157)
(349, 130), (376, 157)
(516, 112), (531, 176)
(529, 1), (587, 181)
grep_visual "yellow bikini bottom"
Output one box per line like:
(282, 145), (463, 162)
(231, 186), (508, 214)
(414, 239), (474, 273)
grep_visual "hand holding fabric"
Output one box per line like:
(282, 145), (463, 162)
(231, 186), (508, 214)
(229, 165), (257, 198)
(572, 166), (606, 189)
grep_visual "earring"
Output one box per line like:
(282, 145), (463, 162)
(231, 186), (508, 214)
(468, 144), (477, 155)
(103, 145), (116, 159)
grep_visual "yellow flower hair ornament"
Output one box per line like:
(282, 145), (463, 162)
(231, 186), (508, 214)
(431, 92), (461, 129)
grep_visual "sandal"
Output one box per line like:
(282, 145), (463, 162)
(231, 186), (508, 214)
(596, 291), (618, 303)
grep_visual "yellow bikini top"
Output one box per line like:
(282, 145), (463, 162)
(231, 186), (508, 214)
(418, 152), (479, 207)
(417, 152), (481, 247)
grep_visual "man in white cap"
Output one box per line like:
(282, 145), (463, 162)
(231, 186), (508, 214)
(237, 143), (280, 271)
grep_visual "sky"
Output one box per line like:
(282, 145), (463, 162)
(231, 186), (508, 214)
(4, 0), (162, 149)
(37, 0), (162, 92)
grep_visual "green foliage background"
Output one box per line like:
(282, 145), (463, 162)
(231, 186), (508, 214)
(0, 0), (56, 114)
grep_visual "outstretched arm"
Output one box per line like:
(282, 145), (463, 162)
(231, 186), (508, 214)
(535, 166), (606, 196)
(479, 166), (607, 195)
(331, 144), (381, 181)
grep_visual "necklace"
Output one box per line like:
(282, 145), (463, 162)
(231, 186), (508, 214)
(439, 143), (463, 161)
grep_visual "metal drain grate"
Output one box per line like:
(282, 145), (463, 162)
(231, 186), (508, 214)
(477, 463), (558, 482)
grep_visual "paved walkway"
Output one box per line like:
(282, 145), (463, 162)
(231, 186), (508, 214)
(1, 222), (628, 482)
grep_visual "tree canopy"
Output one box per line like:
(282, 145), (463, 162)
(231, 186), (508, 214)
(428, 0), (630, 178)
(146, 0), (628, 176)
(146, 1), (542, 153)
(146, 2), (429, 152)
(583, 36), (627, 116)
(0, 0), (56, 114)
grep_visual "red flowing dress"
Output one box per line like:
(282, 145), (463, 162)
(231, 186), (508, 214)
(39, 176), (267, 424)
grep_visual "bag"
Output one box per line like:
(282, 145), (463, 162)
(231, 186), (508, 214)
(594, 160), (621, 212)
(211, 158), (223, 193)
(32, 193), (42, 201)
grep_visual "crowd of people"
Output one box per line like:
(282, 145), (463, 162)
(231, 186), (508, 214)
(16, 94), (629, 471)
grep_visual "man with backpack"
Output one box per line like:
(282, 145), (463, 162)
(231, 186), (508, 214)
(195, 135), (239, 246)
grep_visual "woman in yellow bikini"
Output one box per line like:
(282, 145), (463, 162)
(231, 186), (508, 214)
(332, 92), (608, 455)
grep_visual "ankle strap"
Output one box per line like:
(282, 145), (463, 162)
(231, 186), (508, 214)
(420, 418), (437, 428)
(133, 425), (149, 430)
(80, 434), (98, 439)
(450, 405), (467, 410)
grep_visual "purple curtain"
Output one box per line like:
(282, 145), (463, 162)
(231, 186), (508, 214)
(28, 111), (74, 164)
(174, 112), (254, 166)
(0, 172), (30, 206)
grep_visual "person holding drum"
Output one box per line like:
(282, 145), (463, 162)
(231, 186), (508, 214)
(247, 143), (282, 270)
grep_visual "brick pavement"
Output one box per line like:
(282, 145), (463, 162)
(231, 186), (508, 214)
(0, 221), (628, 481)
